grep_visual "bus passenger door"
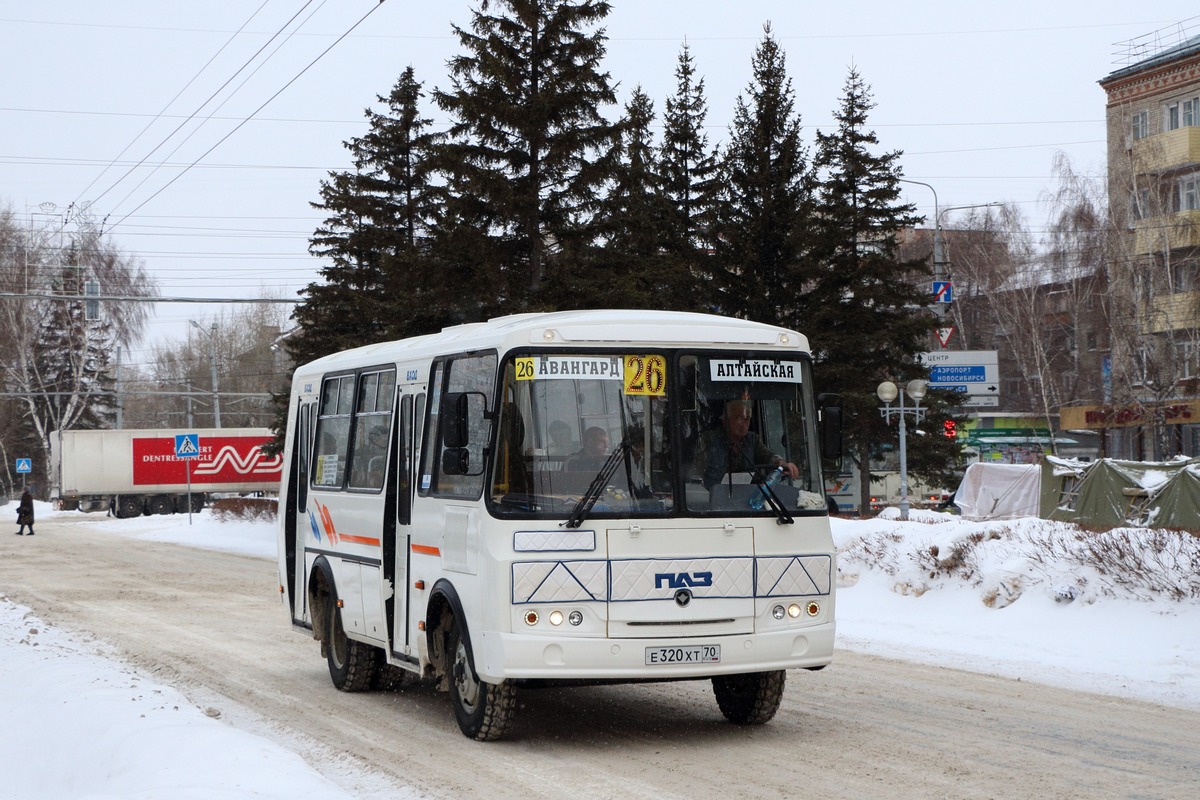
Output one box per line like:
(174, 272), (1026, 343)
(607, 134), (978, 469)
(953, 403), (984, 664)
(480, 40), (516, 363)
(387, 391), (421, 662)
(285, 400), (314, 624)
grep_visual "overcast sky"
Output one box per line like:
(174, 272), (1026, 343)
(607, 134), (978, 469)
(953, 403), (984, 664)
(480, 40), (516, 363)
(3, 2), (1199, 369)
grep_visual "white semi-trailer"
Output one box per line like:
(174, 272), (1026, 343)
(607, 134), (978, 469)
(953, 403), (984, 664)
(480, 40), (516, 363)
(50, 428), (282, 518)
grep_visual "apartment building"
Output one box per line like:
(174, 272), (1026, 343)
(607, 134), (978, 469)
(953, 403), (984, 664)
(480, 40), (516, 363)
(1096, 23), (1200, 459)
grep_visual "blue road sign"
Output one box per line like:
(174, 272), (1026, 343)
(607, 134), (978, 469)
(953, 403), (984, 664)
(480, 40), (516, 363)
(932, 281), (953, 303)
(175, 433), (200, 458)
(15, 458), (31, 474)
(930, 365), (986, 383)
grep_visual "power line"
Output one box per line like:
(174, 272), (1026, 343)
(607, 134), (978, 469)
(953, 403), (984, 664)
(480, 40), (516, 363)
(0, 14), (1177, 40)
(0, 292), (297, 304)
(0, 104), (1109, 129)
(97, 1), (323, 215)
(108, 1), (389, 230)
(73, 1), (274, 208)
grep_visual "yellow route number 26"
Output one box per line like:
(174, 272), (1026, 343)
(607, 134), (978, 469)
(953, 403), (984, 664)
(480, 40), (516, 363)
(623, 355), (666, 396)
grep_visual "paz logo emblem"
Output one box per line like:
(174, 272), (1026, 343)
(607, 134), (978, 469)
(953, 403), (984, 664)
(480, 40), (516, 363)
(674, 589), (692, 607)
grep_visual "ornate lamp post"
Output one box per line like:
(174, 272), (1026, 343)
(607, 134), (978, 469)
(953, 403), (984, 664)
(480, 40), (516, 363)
(877, 379), (929, 521)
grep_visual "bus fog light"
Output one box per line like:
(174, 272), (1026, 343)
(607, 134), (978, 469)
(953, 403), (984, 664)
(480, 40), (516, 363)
(549, 610), (564, 626)
(806, 602), (821, 617)
(524, 610), (540, 626)
(568, 610), (583, 626)
(787, 603), (803, 618)
(772, 605), (785, 620)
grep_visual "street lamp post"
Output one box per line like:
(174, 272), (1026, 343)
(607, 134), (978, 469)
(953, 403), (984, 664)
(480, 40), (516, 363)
(936, 201), (1004, 260)
(898, 179), (943, 295)
(190, 321), (221, 429)
(877, 379), (928, 521)
(898, 179), (1002, 325)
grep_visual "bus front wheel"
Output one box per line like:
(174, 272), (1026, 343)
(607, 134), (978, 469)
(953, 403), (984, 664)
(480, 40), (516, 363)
(712, 670), (786, 725)
(326, 593), (376, 692)
(448, 617), (515, 741)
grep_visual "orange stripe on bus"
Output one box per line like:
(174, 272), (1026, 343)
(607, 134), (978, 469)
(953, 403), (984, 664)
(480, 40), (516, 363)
(338, 535), (381, 546)
(411, 543), (441, 556)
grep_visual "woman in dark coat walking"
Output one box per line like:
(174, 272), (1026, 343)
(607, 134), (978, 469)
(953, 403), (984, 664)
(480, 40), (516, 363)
(16, 488), (34, 535)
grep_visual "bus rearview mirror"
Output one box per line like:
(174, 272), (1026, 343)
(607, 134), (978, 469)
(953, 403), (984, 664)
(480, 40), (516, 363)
(441, 392), (471, 448)
(442, 447), (470, 476)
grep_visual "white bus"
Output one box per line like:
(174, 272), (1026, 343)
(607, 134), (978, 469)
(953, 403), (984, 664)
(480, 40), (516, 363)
(277, 310), (841, 740)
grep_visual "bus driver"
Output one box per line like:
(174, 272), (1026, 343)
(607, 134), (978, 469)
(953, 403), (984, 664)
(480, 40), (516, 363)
(694, 399), (798, 491)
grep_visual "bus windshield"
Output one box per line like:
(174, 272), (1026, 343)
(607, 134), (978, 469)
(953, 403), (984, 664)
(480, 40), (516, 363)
(489, 351), (827, 520)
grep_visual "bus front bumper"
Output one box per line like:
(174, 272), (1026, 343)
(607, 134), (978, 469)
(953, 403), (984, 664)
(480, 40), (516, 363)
(471, 623), (836, 684)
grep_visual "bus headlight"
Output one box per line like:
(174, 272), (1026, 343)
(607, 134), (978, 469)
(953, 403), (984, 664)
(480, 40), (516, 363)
(548, 610), (564, 626)
(788, 603), (803, 619)
(772, 605), (786, 620)
(568, 610), (583, 626)
(524, 610), (539, 626)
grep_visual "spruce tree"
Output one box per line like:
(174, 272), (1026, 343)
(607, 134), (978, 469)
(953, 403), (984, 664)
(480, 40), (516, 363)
(579, 87), (674, 308)
(433, 0), (619, 312)
(291, 67), (443, 368)
(807, 68), (938, 511)
(715, 24), (811, 325)
(658, 43), (721, 310)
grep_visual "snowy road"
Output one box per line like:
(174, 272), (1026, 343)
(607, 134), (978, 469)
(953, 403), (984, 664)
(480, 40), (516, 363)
(3, 517), (1196, 799)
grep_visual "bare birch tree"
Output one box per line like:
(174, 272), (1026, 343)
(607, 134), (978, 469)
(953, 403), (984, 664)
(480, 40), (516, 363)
(121, 301), (291, 430)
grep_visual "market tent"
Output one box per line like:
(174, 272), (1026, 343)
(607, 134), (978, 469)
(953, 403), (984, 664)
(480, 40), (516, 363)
(1147, 464), (1200, 530)
(1041, 456), (1200, 530)
(953, 463), (1041, 520)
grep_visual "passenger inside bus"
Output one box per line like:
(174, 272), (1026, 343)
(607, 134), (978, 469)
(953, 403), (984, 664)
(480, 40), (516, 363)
(564, 426), (610, 472)
(546, 420), (577, 456)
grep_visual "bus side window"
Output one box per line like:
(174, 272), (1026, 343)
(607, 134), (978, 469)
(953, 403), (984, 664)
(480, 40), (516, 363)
(348, 368), (395, 491)
(313, 375), (353, 489)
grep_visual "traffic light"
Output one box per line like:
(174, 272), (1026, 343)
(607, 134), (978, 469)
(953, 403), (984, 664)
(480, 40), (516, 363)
(943, 419), (957, 438)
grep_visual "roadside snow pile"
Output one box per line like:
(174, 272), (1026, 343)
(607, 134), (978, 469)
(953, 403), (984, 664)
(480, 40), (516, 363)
(0, 597), (356, 800)
(835, 509), (1200, 608)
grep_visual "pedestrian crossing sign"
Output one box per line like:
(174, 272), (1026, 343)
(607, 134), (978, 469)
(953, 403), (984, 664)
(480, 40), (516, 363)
(174, 434), (200, 458)
(15, 458), (31, 474)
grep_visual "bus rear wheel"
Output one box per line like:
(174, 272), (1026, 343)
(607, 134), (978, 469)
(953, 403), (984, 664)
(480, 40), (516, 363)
(448, 617), (515, 741)
(326, 593), (376, 692)
(712, 670), (786, 725)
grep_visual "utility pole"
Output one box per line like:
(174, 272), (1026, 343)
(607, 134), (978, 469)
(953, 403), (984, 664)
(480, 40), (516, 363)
(114, 346), (124, 429)
(190, 320), (221, 428)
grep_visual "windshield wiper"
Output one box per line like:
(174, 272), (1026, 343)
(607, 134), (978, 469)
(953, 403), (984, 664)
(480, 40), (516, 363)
(563, 440), (631, 529)
(746, 467), (794, 525)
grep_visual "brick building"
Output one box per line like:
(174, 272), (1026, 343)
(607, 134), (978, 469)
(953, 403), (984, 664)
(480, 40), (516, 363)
(1096, 23), (1200, 458)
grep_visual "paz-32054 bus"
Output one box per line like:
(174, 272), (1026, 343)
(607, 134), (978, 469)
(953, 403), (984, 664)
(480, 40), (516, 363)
(277, 310), (841, 740)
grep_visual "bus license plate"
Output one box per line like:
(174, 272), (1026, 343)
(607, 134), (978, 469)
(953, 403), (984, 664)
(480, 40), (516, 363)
(645, 644), (721, 665)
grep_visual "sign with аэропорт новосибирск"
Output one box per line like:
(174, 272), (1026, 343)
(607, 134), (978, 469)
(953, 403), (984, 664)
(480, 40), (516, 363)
(918, 351), (999, 407)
